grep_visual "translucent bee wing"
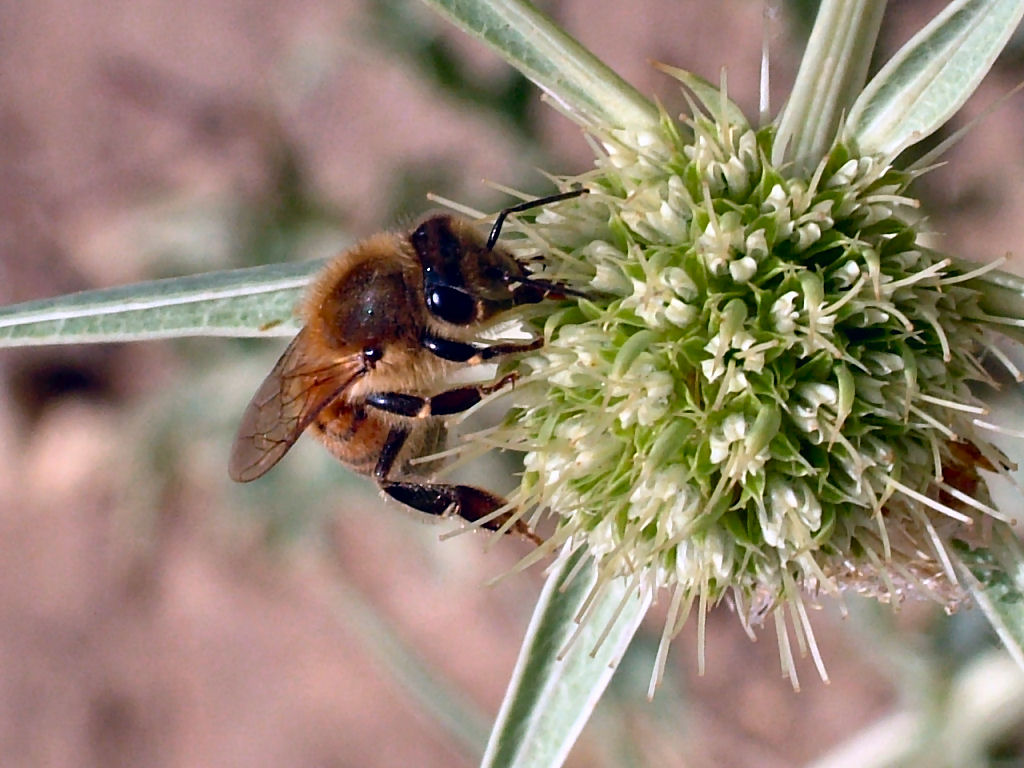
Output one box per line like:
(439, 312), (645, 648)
(229, 328), (364, 482)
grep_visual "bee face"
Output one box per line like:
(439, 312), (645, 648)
(229, 189), (588, 542)
(410, 215), (524, 326)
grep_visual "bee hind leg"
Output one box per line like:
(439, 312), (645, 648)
(374, 425), (539, 543)
(380, 481), (540, 544)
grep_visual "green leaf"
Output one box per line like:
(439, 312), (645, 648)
(481, 547), (650, 768)
(418, 0), (659, 131)
(846, 0), (1024, 158)
(652, 62), (750, 130)
(956, 532), (1024, 671)
(323, 562), (491, 757)
(0, 261), (322, 346)
(805, 649), (1024, 768)
(774, 0), (886, 173)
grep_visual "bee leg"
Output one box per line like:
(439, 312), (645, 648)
(366, 373), (518, 418)
(373, 425), (410, 482)
(374, 425), (539, 543)
(381, 480), (540, 544)
(422, 333), (543, 364)
(510, 279), (588, 305)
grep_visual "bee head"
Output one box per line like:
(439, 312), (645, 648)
(410, 215), (523, 327)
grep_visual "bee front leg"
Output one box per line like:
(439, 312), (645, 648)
(421, 333), (543, 364)
(509, 276), (590, 306)
(374, 424), (539, 543)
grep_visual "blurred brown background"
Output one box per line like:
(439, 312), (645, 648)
(2, 1), (1024, 767)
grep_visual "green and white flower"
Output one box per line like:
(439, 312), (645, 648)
(483, 78), (1015, 688)
(406, 3), (1024, 717)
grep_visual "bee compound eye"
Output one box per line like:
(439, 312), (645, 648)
(426, 286), (477, 326)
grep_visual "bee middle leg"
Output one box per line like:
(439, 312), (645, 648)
(365, 373), (518, 418)
(373, 424), (539, 543)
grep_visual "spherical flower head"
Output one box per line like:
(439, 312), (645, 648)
(482, 74), (1013, 683)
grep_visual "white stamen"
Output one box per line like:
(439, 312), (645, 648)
(888, 478), (973, 525)
(774, 609), (800, 691)
(917, 393), (987, 415)
(974, 419), (1024, 439)
(936, 481), (1012, 524)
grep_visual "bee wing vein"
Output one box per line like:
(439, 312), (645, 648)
(229, 329), (364, 482)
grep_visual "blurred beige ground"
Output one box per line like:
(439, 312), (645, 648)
(2, 2), (1023, 767)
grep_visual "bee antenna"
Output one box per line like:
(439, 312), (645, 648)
(486, 186), (589, 251)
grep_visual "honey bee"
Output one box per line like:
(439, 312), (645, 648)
(228, 189), (587, 542)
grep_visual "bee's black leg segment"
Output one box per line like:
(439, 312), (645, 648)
(366, 393), (426, 418)
(511, 278), (589, 306)
(374, 427), (409, 480)
(422, 333), (543, 363)
(381, 481), (540, 543)
(510, 283), (546, 306)
(382, 482), (495, 520)
(430, 372), (518, 414)
(367, 373), (518, 418)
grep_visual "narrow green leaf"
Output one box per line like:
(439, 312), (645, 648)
(323, 561), (491, 757)
(419, 0), (659, 131)
(481, 547), (650, 768)
(847, 0), (1024, 158)
(806, 650), (1024, 768)
(773, 0), (886, 173)
(652, 63), (749, 130)
(0, 261), (322, 346)
(956, 532), (1024, 671)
